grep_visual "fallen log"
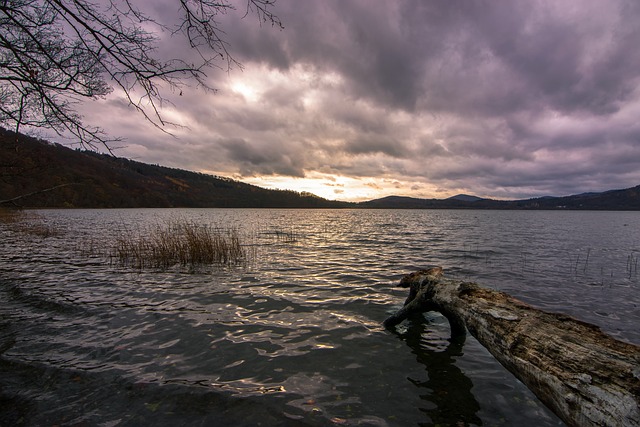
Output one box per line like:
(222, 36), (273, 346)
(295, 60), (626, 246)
(384, 267), (640, 427)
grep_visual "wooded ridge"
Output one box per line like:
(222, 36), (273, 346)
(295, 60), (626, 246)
(2, 129), (639, 209)
(0, 129), (349, 208)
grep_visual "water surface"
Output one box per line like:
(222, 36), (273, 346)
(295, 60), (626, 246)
(1, 209), (638, 426)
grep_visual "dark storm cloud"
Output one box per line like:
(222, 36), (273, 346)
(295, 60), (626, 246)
(222, 1), (429, 110)
(83, 0), (640, 200)
(343, 135), (408, 158)
(236, 0), (640, 118)
(218, 136), (306, 177)
(467, 1), (640, 116)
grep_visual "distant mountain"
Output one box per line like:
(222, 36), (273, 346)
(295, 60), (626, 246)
(511, 187), (640, 210)
(2, 128), (639, 210)
(447, 194), (485, 202)
(357, 195), (485, 209)
(361, 187), (640, 210)
(0, 128), (351, 209)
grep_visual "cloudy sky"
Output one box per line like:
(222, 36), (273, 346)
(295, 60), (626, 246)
(81, 0), (640, 201)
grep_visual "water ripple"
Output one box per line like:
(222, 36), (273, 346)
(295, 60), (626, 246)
(2, 209), (638, 426)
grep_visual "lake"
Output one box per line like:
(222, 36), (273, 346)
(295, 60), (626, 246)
(1, 208), (638, 426)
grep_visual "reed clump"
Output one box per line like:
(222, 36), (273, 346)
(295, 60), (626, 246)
(112, 219), (246, 269)
(0, 208), (22, 224)
(0, 208), (61, 238)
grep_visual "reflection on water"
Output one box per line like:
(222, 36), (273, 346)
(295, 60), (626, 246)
(392, 315), (481, 427)
(1, 208), (638, 426)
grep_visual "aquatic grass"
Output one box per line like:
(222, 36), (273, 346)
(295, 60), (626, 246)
(267, 225), (300, 243)
(627, 252), (638, 279)
(112, 219), (246, 269)
(273, 229), (298, 243)
(0, 208), (61, 238)
(0, 208), (22, 224)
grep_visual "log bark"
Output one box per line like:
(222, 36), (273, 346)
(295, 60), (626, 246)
(384, 268), (640, 427)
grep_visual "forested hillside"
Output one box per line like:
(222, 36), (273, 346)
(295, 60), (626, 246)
(3, 129), (638, 210)
(0, 129), (350, 208)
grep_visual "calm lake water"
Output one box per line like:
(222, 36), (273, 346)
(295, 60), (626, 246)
(1, 209), (638, 426)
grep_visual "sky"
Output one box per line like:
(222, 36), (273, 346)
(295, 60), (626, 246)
(78, 0), (640, 202)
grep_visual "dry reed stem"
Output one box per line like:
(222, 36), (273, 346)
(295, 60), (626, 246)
(0, 208), (61, 238)
(112, 219), (246, 269)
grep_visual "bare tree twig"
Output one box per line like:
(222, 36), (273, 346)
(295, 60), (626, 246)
(0, 182), (77, 206)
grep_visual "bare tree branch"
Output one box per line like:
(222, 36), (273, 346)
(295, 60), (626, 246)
(0, 183), (75, 206)
(0, 0), (282, 148)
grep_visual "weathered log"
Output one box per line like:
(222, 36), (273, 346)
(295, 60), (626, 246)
(384, 267), (640, 427)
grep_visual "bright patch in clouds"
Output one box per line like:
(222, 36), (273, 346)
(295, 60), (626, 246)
(230, 81), (261, 103)
(242, 173), (456, 202)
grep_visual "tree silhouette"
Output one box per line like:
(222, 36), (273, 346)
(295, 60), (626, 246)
(0, 0), (281, 148)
